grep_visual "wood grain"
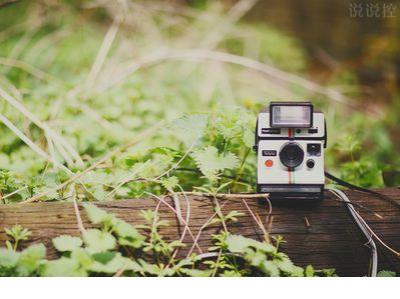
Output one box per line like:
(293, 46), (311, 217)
(0, 188), (399, 276)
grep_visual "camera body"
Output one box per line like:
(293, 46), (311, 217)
(254, 102), (327, 199)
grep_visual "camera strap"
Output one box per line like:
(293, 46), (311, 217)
(325, 172), (399, 277)
(327, 187), (378, 277)
(325, 171), (400, 208)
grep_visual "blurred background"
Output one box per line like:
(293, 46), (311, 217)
(0, 0), (399, 201)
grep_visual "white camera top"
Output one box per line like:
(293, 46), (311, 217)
(254, 102), (327, 200)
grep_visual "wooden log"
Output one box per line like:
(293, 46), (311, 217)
(0, 188), (399, 276)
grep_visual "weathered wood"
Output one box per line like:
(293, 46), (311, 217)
(0, 188), (399, 276)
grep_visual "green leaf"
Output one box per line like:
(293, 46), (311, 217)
(224, 210), (244, 222)
(92, 252), (116, 265)
(17, 244), (46, 276)
(71, 248), (93, 269)
(377, 270), (396, 277)
(305, 265), (315, 277)
(242, 128), (254, 148)
(0, 248), (20, 268)
(160, 176), (179, 191)
(171, 114), (208, 146)
(52, 235), (83, 252)
(226, 235), (253, 252)
(5, 225), (32, 243)
(83, 229), (116, 253)
(180, 268), (213, 277)
(138, 259), (173, 277)
(83, 204), (113, 224)
(42, 257), (87, 277)
(274, 258), (304, 277)
(192, 146), (239, 179)
(260, 260), (280, 277)
(225, 235), (275, 254)
(88, 253), (128, 274)
(112, 218), (144, 239)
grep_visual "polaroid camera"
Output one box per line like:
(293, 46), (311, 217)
(254, 102), (327, 200)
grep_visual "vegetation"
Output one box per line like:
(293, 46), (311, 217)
(0, 206), (336, 277)
(0, 1), (398, 276)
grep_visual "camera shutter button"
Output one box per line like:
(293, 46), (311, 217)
(306, 159), (315, 169)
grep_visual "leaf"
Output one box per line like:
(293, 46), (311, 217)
(180, 268), (213, 277)
(247, 250), (267, 267)
(88, 253), (128, 274)
(160, 176), (179, 191)
(192, 146), (239, 179)
(5, 225), (32, 242)
(274, 258), (304, 277)
(242, 128), (254, 148)
(112, 219), (142, 238)
(171, 114), (208, 146)
(225, 234), (275, 254)
(52, 235), (83, 252)
(377, 270), (396, 277)
(42, 257), (87, 277)
(83, 229), (116, 254)
(305, 265), (315, 277)
(260, 260), (280, 277)
(17, 244), (46, 276)
(71, 248), (93, 269)
(138, 259), (174, 277)
(112, 219), (145, 248)
(226, 235), (254, 252)
(0, 248), (20, 268)
(84, 204), (113, 225)
(92, 252), (116, 265)
(91, 185), (107, 201)
(224, 210), (244, 222)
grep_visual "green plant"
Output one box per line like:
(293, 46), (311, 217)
(0, 0), (398, 278)
(4, 225), (32, 251)
(0, 205), (336, 277)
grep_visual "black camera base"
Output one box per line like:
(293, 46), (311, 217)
(257, 184), (324, 200)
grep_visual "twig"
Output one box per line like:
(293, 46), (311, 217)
(304, 217), (311, 229)
(144, 192), (202, 254)
(101, 49), (351, 106)
(267, 216), (274, 233)
(186, 200), (229, 258)
(164, 184), (192, 270)
(0, 87), (83, 166)
(0, 57), (61, 83)
(0, 113), (72, 174)
(198, 0), (259, 49)
(85, 21), (120, 89)
(0, 186), (28, 201)
(242, 199), (268, 241)
(331, 196), (383, 219)
(72, 190), (85, 235)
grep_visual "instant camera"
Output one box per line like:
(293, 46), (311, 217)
(254, 102), (327, 199)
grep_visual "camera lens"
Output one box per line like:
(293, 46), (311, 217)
(279, 142), (304, 168)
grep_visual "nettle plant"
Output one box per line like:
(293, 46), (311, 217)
(0, 204), (336, 277)
(0, 110), (257, 203)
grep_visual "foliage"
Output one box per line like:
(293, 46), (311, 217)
(0, 0), (397, 207)
(0, 206), (336, 277)
(377, 270), (396, 277)
(0, 0), (398, 277)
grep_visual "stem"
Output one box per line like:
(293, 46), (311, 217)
(233, 147), (250, 191)
(212, 196), (228, 232)
(211, 249), (223, 277)
(13, 239), (19, 251)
